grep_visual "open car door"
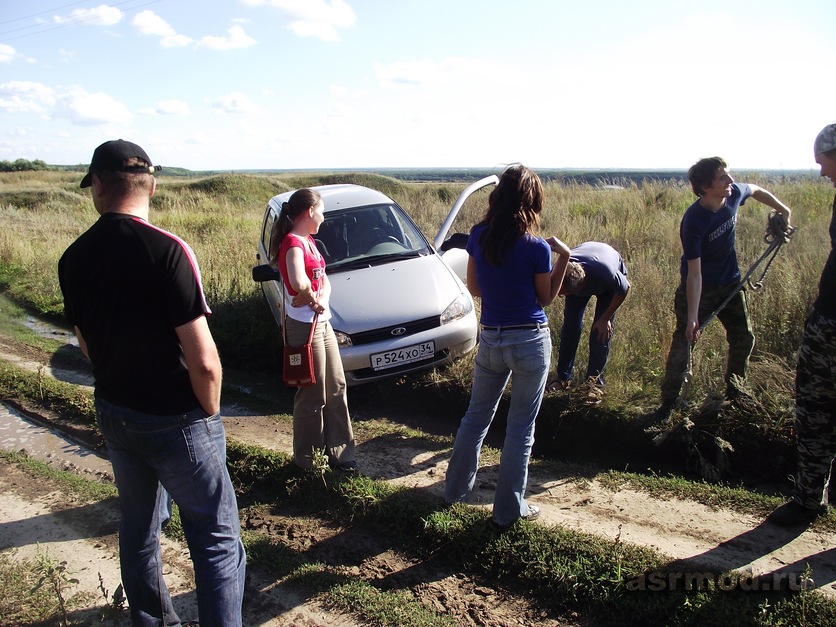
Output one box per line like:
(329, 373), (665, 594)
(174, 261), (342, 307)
(434, 175), (499, 283)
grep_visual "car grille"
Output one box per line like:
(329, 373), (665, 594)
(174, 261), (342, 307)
(348, 315), (440, 346)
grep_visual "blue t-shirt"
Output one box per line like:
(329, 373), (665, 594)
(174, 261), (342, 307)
(679, 182), (752, 285)
(570, 241), (629, 298)
(467, 223), (551, 326)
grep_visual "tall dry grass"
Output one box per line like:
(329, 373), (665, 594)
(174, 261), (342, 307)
(1, 169), (832, 409)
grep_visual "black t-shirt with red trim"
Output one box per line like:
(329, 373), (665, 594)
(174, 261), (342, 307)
(58, 213), (210, 414)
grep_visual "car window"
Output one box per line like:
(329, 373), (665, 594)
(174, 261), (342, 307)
(261, 205), (276, 260)
(316, 204), (430, 269)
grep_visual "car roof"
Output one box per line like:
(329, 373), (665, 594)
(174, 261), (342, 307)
(268, 184), (396, 214)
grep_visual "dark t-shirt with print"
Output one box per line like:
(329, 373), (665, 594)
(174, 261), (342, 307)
(679, 182), (752, 285)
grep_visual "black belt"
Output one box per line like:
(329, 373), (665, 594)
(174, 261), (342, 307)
(481, 323), (545, 331)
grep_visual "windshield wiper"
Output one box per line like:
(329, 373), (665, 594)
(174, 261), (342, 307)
(329, 251), (424, 272)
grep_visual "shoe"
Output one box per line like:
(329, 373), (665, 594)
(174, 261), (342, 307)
(331, 460), (359, 474)
(653, 399), (675, 421)
(767, 501), (827, 528)
(546, 379), (571, 393)
(523, 504), (540, 521)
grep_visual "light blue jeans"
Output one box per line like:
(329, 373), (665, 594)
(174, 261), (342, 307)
(95, 398), (246, 627)
(445, 326), (551, 525)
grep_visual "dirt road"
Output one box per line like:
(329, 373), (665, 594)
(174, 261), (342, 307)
(1, 333), (835, 625)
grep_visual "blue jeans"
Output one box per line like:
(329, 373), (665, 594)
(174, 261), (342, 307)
(445, 326), (550, 526)
(556, 292), (616, 386)
(95, 398), (246, 627)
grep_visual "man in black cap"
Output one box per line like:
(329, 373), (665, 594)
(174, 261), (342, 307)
(59, 140), (246, 626)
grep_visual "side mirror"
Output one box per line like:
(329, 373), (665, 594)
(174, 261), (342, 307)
(252, 264), (280, 283)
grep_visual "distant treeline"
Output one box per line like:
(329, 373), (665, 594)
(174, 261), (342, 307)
(1, 158), (51, 172)
(6, 160), (817, 186)
(186, 167), (820, 186)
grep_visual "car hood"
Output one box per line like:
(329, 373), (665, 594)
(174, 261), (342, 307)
(327, 255), (467, 333)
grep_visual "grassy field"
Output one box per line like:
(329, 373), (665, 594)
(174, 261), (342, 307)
(2, 168), (836, 626)
(1, 168), (831, 408)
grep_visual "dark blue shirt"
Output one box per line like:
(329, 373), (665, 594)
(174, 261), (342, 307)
(467, 223), (551, 326)
(570, 241), (629, 298)
(679, 182), (752, 285)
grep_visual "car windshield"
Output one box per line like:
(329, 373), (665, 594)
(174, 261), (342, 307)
(314, 203), (431, 272)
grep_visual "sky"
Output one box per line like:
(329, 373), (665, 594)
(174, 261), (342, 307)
(1, 0), (835, 172)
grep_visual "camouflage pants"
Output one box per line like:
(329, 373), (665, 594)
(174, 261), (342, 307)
(793, 310), (836, 509)
(660, 281), (755, 403)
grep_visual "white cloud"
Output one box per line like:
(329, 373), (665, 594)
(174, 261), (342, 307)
(132, 10), (193, 47)
(133, 11), (254, 49)
(0, 44), (17, 64)
(200, 25), (256, 50)
(0, 81), (56, 113)
(54, 87), (133, 126)
(139, 100), (192, 116)
(211, 92), (258, 114)
(244, 0), (355, 42)
(53, 5), (123, 26)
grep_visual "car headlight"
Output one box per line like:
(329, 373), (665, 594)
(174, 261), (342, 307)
(334, 330), (353, 347)
(440, 292), (473, 325)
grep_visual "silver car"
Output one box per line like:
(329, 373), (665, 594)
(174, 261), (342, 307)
(253, 176), (498, 385)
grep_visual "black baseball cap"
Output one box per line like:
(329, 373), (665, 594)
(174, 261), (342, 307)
(80, 139), (160, 188)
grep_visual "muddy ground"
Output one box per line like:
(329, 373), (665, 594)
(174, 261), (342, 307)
(1, 329), (834, 626)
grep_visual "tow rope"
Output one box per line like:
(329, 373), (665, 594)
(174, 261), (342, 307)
(679, 211), (797, 396)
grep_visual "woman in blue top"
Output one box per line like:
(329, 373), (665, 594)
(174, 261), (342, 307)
(445, 164), (571, 526)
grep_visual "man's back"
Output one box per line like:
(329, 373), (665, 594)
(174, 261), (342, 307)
(570, 241), (628, 298)
(59, 212), (208, 414)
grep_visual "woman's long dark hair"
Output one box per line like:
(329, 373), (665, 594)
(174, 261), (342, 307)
(268, 188), (322, 264)
(479, 164), (544, 266)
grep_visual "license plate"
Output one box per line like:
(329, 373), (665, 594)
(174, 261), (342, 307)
(370, 341), (435, 370)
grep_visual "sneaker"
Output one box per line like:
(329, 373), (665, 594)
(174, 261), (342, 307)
(523, 504), (540, 521)
(653, 399), (676, 421)
(767, 501), (827, 528)
(331, 460), (359, 474)
(546, 379), (571, 393)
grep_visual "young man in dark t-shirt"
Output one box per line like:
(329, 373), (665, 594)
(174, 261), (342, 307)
(59, 140), (245, 626)
(655, 157), (793, 419)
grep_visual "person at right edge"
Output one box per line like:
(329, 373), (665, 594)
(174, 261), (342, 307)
(768, 123), (836, 527)
(655, 156), (793, 421)
(445, 164), (571, 527)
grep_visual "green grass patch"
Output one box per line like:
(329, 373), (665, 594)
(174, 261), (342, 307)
(328, 579), (458, 627)
(0, 450), (116, 503)
(0, 360), (95, 427)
